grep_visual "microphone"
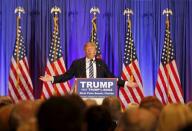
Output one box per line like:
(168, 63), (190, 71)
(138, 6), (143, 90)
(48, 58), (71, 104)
(91, 59), (96, 63)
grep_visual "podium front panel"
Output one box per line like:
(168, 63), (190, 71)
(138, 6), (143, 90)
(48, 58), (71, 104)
(75, 78), (118, 98)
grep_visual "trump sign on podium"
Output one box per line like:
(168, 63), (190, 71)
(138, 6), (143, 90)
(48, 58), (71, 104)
(74, 78), (118, 103)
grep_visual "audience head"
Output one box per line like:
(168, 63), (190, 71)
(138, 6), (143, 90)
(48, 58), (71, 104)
(127, 103), (139, 110)
(37, 96), (83, 131)
(187, 101), (192, 112)
(9, 101), (37, 131)
(0, 96), (13, 109)
(156, 104), (192, 131)
(180, 122), (192, 131)
(139, 96), (163, 118)
(17, 117), (38, 131)
(65, 94), (86, 111)
(0, 104), (14, 131)
(116, 108), (157, 131)
(85, 99), (98, 107)
(84, 42), (96, 59)
(102, 96), (122, 121)
(85, 105), (114, 131)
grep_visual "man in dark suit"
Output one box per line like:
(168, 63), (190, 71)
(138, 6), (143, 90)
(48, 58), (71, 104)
(40, 42), (137, 88)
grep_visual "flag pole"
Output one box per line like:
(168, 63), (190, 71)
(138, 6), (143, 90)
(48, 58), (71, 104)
(162, 8), (173, 101)
(14, 7), (25, 88)
(124, 8), (134, 83)
(90, 7), (100, 43)
(51, 6), (61, 96)
(51, 6), (61, 61)
(162, 8), (172, 57)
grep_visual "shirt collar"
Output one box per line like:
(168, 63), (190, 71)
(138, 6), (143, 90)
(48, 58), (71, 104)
(86, 57), (95, 63)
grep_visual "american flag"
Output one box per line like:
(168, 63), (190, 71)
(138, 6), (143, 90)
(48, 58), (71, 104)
(8, 16), (34, 103)
(119, 19), (144, 109)
(41, 15), (71, 99)
(90, 16), (102, 58)
(155, 19), (184, 104)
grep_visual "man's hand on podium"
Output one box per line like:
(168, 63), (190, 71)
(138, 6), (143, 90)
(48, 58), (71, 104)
(39, 74), (53, 82)
(125, 81), (138, 88)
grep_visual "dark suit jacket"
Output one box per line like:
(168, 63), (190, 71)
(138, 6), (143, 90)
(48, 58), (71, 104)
(53, 57), (125, 86)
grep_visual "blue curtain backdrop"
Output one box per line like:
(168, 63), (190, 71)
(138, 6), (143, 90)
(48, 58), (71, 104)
(0, 0), (191, 101)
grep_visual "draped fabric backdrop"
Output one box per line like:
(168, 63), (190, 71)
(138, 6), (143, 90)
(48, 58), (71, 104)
(0, 0), (192, 101)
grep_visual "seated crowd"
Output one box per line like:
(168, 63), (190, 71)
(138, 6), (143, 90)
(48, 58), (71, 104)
(0, 95), (192, 131)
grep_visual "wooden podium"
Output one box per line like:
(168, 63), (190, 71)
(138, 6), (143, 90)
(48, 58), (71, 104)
(73, 78), (118, 104)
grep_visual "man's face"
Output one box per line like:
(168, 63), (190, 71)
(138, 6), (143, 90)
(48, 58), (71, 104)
(84, 44), (96, 59)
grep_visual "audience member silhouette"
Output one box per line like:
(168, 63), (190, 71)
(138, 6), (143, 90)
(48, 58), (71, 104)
(85, 105), (114, 131)
(37, 96), (83, 131)
(102, 96), (122, 129)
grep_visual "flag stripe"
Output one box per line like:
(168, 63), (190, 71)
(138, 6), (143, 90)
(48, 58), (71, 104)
(126, 64), (142, 102)
(158, 66), (169, 101)
(156, 75), (167, 104)
(159, 64), (170, 96)
(132, 61), (142, 85)
(120, 88), (131, 104)
(170, 61), (183, 96)
(155, 84), (166, 104)
(10, 62), (30, 100)
(43, 67), (56, 97)
(158, 65), (172, 103)
(60, 58), (67, 71)
(121, 70), (139, 103)
(51, 61), (66, 95)
(8, 77), (21, 101)
(129, 62), (144, 99)
(8, 90), (17, 103)
(172, 61), (181, 83)
(42, 59), (71, 98)
(18, 61), (33, 96)
(23, 57), (29, 73)
(15, 60), (33, 99)
(121, 73), (135, 103)
(42, 69), (57, 98)
(119, 90), (129, 108)
(58, 58), (71, 92)
(166, 64), (182, 102)
(50, 62), (63, 96)
(55, 60), (68, 93)
(58, 58), (66, 73)
(21, 59), (33, 89)
(42, 83), (52, 98)
(164, 65), (177, 103)
(51, 62), (59, 75)
(9, 68), (27, 100)
(9, 69), (23, 100)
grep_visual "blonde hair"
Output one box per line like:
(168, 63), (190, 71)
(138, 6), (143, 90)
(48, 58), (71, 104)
(156, 104), (192, 131)
(83, 42), (96, 50)
(116, 108), (157, 131)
